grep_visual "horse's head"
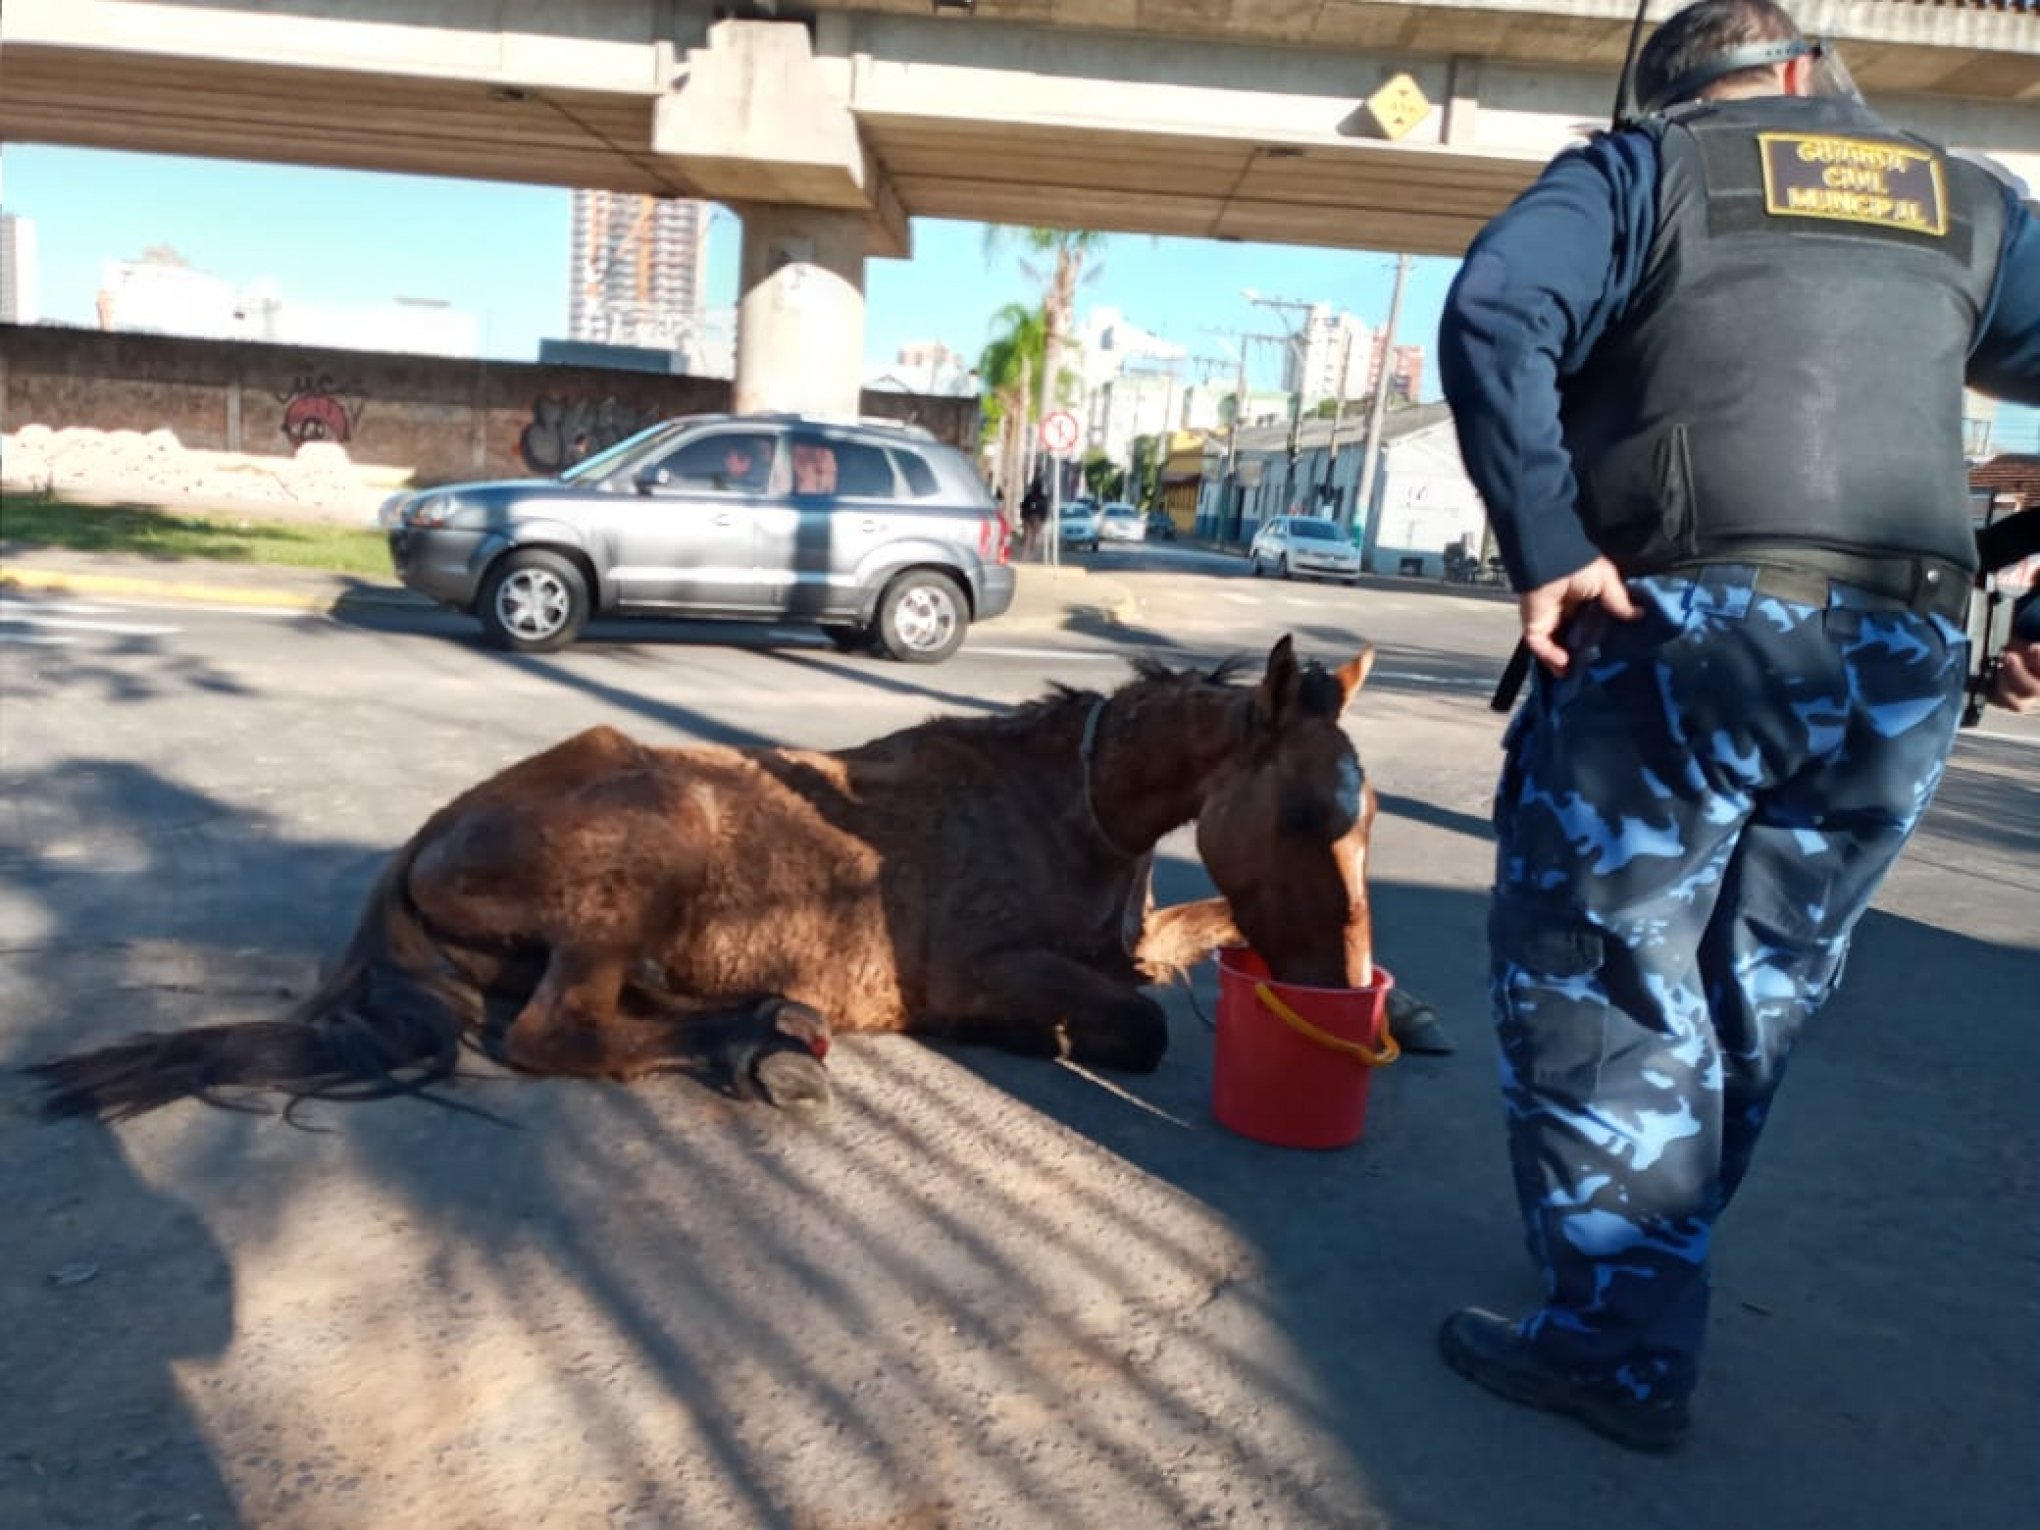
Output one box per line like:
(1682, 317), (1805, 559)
(1197, 635), (1377, 989)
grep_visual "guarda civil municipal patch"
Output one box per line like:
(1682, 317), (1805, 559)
(1757, 132), (1948, 236)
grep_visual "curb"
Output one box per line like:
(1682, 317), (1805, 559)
(0, 564), (424, 613)
(0, 561), (1143, 629)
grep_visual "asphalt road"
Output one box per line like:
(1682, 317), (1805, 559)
(1, 567), (2035, 1530)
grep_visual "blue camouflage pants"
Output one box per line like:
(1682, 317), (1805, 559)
(1488, 565), (1969, 1404)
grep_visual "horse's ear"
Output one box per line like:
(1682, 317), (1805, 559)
(1255, 635), (1302, 731)
(1334, 645), (1376, 713)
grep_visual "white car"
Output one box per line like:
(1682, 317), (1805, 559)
(1249, 515), (1362, 583)
(1058, 499), (1101, 552)
(1097, 502), (1146, 543)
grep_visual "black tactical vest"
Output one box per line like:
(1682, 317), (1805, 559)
(1562, 95), (2005, 581)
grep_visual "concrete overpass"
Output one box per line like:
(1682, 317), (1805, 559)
(3, 0), (2036, 414)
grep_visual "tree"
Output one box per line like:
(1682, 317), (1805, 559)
(977, 302), (1047, 529)
(1128, 433), (1164, 510)
(983, 225), (1108, 511)
(1081, 449), (1125, 503)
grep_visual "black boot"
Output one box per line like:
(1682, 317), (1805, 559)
(1437, 1309), (1690, 1452)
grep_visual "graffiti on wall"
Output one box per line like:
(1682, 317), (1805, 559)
(518, 394), (660, 475)
(277, 371), (366, 448)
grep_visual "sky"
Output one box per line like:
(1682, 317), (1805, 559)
(0, 144), (1458, 398)
(4, 142), (2036, 449)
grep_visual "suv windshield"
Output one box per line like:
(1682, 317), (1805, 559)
(557, 421), (688, 484)
(1288, 519), (1340, 541)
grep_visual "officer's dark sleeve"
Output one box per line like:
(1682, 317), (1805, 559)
(1438, 132), (1657, 591)
(1969, 184), (2040, 405)
(1977, 507), (2040, 570)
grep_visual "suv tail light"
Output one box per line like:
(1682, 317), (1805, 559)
(980, 512), (1011, 565)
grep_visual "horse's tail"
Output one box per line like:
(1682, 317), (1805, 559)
(26, 842), (483, 1123)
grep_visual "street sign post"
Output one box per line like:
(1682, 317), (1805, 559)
(1038, 411), (1081, 564)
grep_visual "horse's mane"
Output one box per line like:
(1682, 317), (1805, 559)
(859, 655), (1258, 755)
(1012, 654), (1255, 730)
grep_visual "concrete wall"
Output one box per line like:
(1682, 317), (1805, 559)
(0, 325), (980, 484)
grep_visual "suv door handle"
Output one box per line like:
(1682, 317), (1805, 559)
(713, 512), (736, 527)
(859, 519), (882, 533)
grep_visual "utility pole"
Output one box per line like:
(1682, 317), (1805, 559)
(1205, 321), (1297, 543)
(1321, 327), (1357, 518)
(1038, 309), (1066, 568)
(1219, 339), (1249, 543)
(1120, 360), (1179, 508)
(1356, 252), (1412, 573)
(1282, 346), (1305, 517)
(1245, 291), (1315, 519)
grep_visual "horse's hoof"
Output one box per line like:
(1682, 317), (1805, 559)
(753, 1050), (832, 1113)
(759, 997), (831, 1059)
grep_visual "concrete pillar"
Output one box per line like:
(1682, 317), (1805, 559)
(732, 204), (866, 419)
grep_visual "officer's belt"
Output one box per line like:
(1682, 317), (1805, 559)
(1650, 548), (1973, 624)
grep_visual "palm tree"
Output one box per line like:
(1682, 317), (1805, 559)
(983, 225), (1107, 500)
(977, 302), (1047, 529)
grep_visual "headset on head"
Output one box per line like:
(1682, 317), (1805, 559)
(1611, 0), (1860, 129)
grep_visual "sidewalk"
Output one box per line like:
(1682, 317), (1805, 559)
(0, 542), (1145, 630)
(0, 545), (425, 613)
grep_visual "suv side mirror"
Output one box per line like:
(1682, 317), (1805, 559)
(634, 466), (671, 495)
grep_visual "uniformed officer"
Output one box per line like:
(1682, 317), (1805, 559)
(1435, 0), (2040, 1450)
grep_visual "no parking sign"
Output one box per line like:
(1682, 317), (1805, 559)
(1038, 411), (1080, 457)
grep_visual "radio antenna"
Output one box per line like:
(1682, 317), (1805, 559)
(1612, 0), (1654, 127)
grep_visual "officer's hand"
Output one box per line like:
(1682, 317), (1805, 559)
(1992, 638), (2040, 714)
(1519, 556), (1641, 676)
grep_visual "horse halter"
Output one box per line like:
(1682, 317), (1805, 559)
(1079, 695), (1144, 861)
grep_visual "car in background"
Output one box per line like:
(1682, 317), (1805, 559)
(1144, 511), (1177, 541)
(1058, 499), (1102, 552)
(1097, 502), (1146, 543)
(1248, 515), (1362, 583)
(384, 412), (1013, 664)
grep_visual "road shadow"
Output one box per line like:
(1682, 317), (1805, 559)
(935, 846), (2040, 1526)
(0, 762), (369, 1529)
(6, 723), (2032, 1525)
(0, 743), (1389, 1522)
(1056, 606), (1193, 651)
(0, 1113), (242, 1527)
(753, 645), (1007, 715)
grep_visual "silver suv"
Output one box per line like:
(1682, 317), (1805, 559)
(385, 413), (1015, 663)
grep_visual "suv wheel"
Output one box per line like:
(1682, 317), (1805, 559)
(479, 549), (588, 653)
(876, 570), (967, 664)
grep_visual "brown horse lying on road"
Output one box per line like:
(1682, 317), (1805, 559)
(29, 635), (1378, 1121)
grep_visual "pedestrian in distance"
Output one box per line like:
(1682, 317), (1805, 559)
(1436, 0), (2040, 1451)
(1020, 480), (1049, 558)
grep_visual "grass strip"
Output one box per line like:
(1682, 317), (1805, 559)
(0, 496), (392, 578)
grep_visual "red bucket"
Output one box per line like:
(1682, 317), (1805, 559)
(1212, 947), (1399, 1150)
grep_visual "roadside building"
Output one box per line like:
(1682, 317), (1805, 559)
(0, 212), (39, 325)
(1195, 401), (1484, 576)
(1155, 429), (1218, 532)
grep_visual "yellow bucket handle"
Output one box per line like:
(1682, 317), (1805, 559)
(1254, 982), (1400, 1067)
